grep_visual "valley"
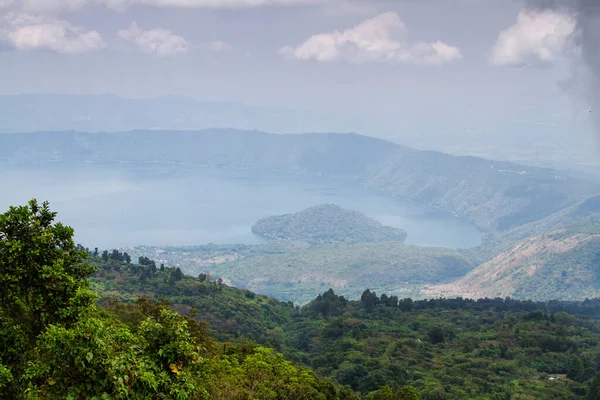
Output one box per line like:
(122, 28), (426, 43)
(4, 3), (600, 397)
(1, 129), (599, 304)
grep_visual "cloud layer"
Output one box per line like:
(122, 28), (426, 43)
(118, 22), (189, 56)
(489, 9), (576, 66)
(0, 12), (105, 53)
(280, 12), (462, 65)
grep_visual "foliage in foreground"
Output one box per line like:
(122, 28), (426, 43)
(0, 200), (356, 399)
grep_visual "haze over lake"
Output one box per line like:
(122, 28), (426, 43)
(1, 164), (481, 249)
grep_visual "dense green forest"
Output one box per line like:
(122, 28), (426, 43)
(90, 249), (600, 398)
(4, 200), (600, 399)
(251, 204), (407, 245)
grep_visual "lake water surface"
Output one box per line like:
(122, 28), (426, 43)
(0, 164), (481, 249)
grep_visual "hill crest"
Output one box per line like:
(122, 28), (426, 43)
(251, 204), (407, 245)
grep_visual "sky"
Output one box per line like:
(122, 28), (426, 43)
(0, 0), (598, 163)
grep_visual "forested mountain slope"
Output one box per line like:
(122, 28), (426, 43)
(1, 129), (595, 232)
(90, 247), (600, 400)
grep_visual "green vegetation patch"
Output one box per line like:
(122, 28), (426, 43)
(251, 204), (407, 245)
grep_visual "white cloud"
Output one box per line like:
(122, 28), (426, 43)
(118, 22), (189, 56)
(0, 12), (105, 53)
(279, 12), (462, 65)
(18, 0), (328, 12)
(490, 9), (576, 66)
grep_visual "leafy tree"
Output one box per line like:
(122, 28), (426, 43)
(368, 386), (421, 400)
(361, 289), (379, 312)
(568, 357), (585, 382)
(0, 199), (96, 338)
(102, 249), (109, 262)
(171, 267), (184, 282)
(399, 298), (414, 312)
(0, 199), (97, 396)
(427, 325), (446, 344)
(111, 249), (123, 261)
(586, 373), (600, 400)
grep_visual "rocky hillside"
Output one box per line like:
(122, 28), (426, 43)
(425, 229), (600, 301)
(433, 197), (600, 301)
(251, 204), (407, 244)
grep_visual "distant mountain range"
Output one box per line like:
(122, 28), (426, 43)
(2, 93), (597, 171)
(0, 129), (596, 232)
(0, 93), (363, 134)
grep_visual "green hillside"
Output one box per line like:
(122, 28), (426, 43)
(90, 253), (298, 345)
(251, 204), (407, 245)
(131, 242), (473, 304)
(124, 194), (600, 305)
(91, 248), (600, 400)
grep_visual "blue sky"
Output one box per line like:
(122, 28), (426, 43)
(0, 0), (597, 160)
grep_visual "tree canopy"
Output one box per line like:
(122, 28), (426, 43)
(0, 200), (355, 399)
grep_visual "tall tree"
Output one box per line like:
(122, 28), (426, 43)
(0, 199), (96, 339)
(0, 200), (97, 397)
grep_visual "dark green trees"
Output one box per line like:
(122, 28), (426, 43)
(586, 373), (600, 400)
(367, 386), (421, 400)
(361, 289), (379, 311)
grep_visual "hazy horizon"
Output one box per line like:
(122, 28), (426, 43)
(0, 0), (598, 165)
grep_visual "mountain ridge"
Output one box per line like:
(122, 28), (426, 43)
(1, 129), (595, 233)
(0, 93), (363, 134)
